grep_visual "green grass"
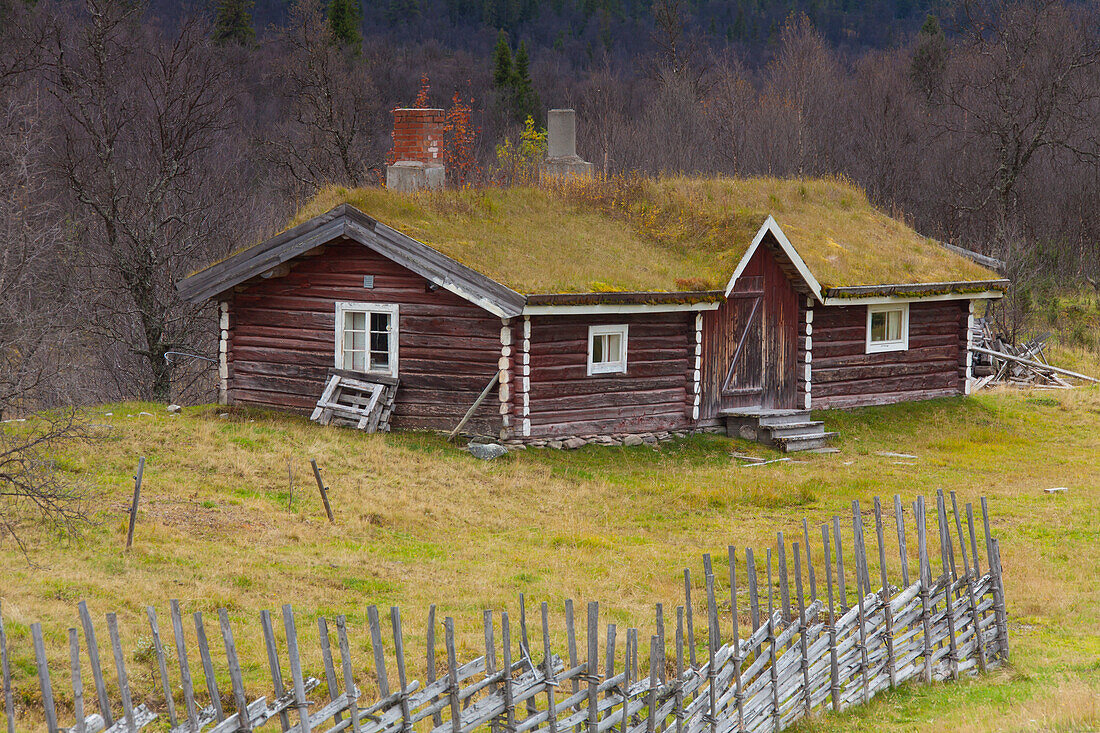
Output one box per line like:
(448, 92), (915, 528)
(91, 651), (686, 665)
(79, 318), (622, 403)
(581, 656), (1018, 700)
(245, 176), (999, 295)
(1, 372), (1098, 730)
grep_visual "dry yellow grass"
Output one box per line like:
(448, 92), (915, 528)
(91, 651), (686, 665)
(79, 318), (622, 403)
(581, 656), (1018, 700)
(1, 376), (1098, 731)
(274, 177), (1000, 294)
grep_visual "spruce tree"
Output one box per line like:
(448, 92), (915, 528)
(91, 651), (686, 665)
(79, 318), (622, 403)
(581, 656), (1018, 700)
(492, 30), (514, 89)
(328, 0), (362, 47)
(511, 41), (539, 124)
(213, 0), (256, 46)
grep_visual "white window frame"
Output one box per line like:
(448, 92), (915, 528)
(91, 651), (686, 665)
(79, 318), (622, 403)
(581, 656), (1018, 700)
(865, 302), (909, 354)
(334, 301), (399, 377)
(587, 324), (629, 375)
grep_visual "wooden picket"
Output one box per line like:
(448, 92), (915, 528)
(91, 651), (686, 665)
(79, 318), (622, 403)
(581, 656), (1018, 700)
(0, 493), (1008, 733)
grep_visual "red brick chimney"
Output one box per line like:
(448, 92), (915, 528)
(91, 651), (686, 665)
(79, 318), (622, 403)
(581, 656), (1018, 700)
(387, 108), (446, 191)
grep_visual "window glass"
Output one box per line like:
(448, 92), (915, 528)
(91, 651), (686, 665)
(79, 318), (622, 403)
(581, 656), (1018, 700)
(337, 305), (397, 375)
(605, 333), (621, 362)
(870, 311), (887, 342)
(588, 326), (628, 374)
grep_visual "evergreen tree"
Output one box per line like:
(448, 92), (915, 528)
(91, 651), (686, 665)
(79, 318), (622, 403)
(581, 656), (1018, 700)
(511, 41), (539, 124)
(213, 0), (256, 46)
(910, 13), (947, 102)
(492, 30), (513, 88)
(328, 0), (362, 47)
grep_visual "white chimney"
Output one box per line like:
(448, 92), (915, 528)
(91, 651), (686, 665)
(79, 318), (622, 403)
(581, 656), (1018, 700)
(541, 109), (592, 180)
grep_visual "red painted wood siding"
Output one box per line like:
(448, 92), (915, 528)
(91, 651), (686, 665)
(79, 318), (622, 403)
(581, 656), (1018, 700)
(225, 238), (504, 434)
(700, 244), (799, 417)
(527, 312), (694, 437)
(810, 300), (969, 409)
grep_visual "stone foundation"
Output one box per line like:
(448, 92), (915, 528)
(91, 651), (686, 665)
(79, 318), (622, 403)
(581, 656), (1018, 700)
(502, 426), (724, 450)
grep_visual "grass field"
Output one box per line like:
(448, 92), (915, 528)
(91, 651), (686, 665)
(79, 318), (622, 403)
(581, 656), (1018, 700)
(1, 355), (1098, 731)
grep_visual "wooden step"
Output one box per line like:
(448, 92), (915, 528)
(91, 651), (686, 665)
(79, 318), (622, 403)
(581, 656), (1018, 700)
(774, 432), (839, 453)
(763, 421), (824, 439)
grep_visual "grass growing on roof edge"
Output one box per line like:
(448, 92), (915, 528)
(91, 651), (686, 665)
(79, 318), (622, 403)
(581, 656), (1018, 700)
(1, 370), (1098, 730)
(278, 176), (999, 295)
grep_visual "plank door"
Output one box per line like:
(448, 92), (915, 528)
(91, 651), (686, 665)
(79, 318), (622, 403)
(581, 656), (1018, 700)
(720, 277), (765, 409)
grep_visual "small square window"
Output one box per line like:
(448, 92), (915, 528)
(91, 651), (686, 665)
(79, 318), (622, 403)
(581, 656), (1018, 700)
(866, 303), (909, 353)
(336, 302), (398, 376)
(588, 325), (629, 375)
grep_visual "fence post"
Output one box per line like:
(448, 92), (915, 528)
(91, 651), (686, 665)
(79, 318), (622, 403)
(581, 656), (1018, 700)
(145, 606), (177, 728)
(793, 546), (812, 718)
(261, 609), (292, 733)
(194, 611), (224, 723)
(873, 498), (897, 689)
(851, 511), (870, 705)
(683, 569), (697, 669)
(310, 459), (335, 523)
(336, 616), (362, 733)
(69, 628), (85, 733)
(31, 623), (59, 733)
(501, 612), (516, 733)
(990, 538), (1010, 662)
(78, 601), (112, 728)
(541, 603), (558, 733)
(821, 525), (840, 713)
(282, 605), (312, 733)
(444, 618), (462, 733)
(893, 495), (910, 587)
(727, 547), (745, 730)
(1, 600), (16, 733)
(125, 456), (145, 550)
(936, 494), (960, 681)
(586, 602), (599, 733)
(916, 498), (933, 684)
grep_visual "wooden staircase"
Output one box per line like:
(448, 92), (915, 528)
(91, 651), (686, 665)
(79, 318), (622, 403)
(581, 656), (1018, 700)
(720, 408), (837, 452)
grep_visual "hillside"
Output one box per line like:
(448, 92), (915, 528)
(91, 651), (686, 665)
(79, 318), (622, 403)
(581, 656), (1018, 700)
(0, 374), (1098, 729)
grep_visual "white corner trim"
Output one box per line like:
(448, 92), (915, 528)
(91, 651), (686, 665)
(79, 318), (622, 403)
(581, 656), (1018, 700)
(587, 324), (629, 376)
(865, 302), (909, 354)
(218, 300), (229, 404)
(724, 216), (823, 301)
(965, 302), (976, 394)
(692, 313), (703, 421)
(523, 301), (720, 316)
(804, 304), (813, 409)
(334, 301), (399, 377)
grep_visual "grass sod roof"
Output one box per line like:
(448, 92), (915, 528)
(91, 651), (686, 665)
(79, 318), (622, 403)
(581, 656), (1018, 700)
(282, 176), (1001, 296)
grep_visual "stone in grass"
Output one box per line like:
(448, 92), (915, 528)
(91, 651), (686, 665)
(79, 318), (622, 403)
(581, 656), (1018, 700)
(167, 404), (182, 414)
(563, 437), (587, 450)
(622, 434), (644, 447)
(468, 442), (508, 461)
(548, 440), (565, 450)
(1044, 487), (1069, 494)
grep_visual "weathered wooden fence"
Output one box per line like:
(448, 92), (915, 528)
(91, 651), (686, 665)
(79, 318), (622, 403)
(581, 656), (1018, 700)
(0, 491), (1008, 733)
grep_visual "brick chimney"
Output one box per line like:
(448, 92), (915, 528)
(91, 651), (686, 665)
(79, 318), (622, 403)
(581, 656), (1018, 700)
(540, 109), (593, 180)
(386, 108), (446, 192)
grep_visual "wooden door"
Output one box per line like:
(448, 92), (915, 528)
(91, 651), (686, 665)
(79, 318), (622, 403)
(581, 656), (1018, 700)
(720, 277), (765, 409)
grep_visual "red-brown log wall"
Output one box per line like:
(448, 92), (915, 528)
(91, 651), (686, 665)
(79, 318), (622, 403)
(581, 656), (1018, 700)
(527, 312), (694, 437)
(225, 238), (505, 434)
(810, 300), (969, 409)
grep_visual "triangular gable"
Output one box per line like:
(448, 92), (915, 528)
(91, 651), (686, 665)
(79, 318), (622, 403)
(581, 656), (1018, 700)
(177, 204), (527, 318)
(723, 216), (823, 302)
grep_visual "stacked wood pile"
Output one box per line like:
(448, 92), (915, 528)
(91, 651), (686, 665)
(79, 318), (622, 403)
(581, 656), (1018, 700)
(970, 319), (1099, 390)
(0, 492), (1008, 733)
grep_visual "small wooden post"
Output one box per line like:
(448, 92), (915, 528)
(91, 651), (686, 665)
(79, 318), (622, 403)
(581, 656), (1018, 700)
(366, 606), (390, 698)
(704, 571), (718, 733)
(726, 547), (745, 730)
(106, 613), (136, 731)
(501, 612), (516, 733)
(145, 606), (178, 727)
(79, 599), (115, 727)
(282, 605), (312, 733)
(261, 609), (292, 732)
(483, 610), (499, 733)
(646, 636), (658, 733)
(833, 517), (847, 614)
(31, 623), (59, 733)
(793, 547), (812, 716)
(194, 612), (224, 723)
(586, 602), (599, 733)
(604, 623), (616, 707)
(821, 524), (840, 713)
(520, 594), (536, 717)
(777, 533), (790, 622)
(318, 618), (342, 726)
(427, 604), (443, 728)
(169, 602), (200, 730)
(674, 608), (684, 733)
(336, 616), (362, 733)
(1, 599), (16, 733)
(620, 631), (631, 733)
(391, 608), (412, 733)
(310, 459), (335, 523)
(894, 495), (910, 587)
(683, 569), (697, 669)
(565, 600), (580, 731)
(990, 538), (1011, 662)
(766, 591), (780, 733)
(851, 511), (870, 706)
(69, 628), (85, 733)
(219, 609), (253, 732)
(125, 457), (145, 550)
(936, 493), (960, 681)
(655, 603), (665, 685)
(541, 603), (558, 733)
(874, 498), (897, 689)
(745, 548), (761, 638)
(444, 618), (462, 733)
(916, 498), (933, 684)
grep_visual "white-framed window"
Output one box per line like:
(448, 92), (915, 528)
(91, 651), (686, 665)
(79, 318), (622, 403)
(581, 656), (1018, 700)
(587, 324), (628, 375)
(335, 302), (399, 376)
(866, 303), (909, 354)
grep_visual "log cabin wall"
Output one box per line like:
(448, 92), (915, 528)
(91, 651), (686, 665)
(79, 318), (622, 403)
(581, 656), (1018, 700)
(225, 238), (504, 434)
(526, 312), (694, 438)
(809, 299), (970, 409)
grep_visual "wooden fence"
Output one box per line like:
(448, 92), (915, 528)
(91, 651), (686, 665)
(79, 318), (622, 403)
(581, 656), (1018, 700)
(0, 491), (1008, 733)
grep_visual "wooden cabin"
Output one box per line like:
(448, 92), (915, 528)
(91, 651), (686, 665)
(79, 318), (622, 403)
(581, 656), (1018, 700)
(178, 177), (1006, 451)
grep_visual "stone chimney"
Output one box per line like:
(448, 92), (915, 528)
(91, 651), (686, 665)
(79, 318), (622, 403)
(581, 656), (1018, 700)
(540, 109), (592, 180)
(386, 108), (446, 192)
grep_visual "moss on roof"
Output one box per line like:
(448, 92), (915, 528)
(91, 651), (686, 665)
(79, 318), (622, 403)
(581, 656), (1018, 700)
(287, 176), (1000, 295)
